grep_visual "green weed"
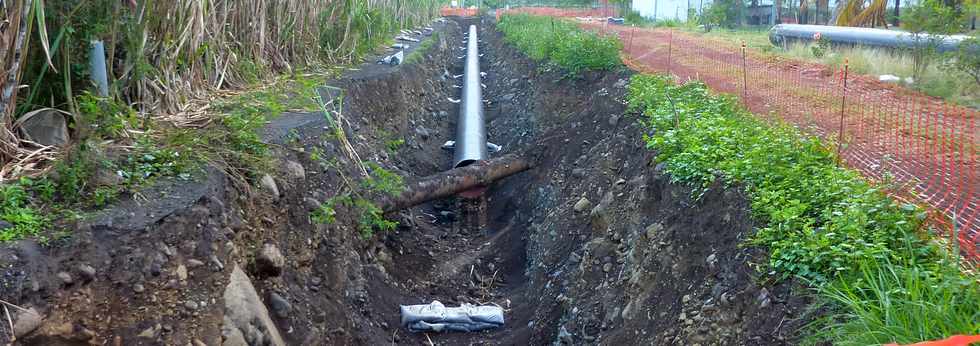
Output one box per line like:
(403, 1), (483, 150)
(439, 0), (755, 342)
(804, 244), (980, 345)
(627, 74), (926, 283)
(498, 14), (622, 76)
(361, 162), (404, 196)
(52, 148), (96, 205)
(385, 138), (405, 153)
(627, 72), (977, 344)
(76, 92), (140, 139)
(405, 33), (439, 65)
(0, 179), (47, 242)
(310, 160), (403, 238)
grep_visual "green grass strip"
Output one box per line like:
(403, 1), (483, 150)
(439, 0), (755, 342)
(497, 13), (622, 76)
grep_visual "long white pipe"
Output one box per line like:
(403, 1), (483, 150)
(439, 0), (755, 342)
(454, 25), (488, 168)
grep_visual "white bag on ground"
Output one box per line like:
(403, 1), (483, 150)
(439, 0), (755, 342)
(399, 300), (504, 332)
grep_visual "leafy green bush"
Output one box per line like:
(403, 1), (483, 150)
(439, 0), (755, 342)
(498, 14), (622, 75)
(76, 92), (140, 140)
(0, 179), (47, 242)
(626, 74), (926, 283)
(628, 73), (980, 343)
(309, 158), (402, 238)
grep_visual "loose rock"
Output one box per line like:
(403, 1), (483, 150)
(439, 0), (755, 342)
(283, 160), (306, 180)
(12, 308), (43, 338)
(78, 264), (97, 282)
(259, 174), (280, 200)
(223, 265), (286, 346)
(573, 197), (592, 213)
(255, 243), (285, 277)
(175, 264), (189, 281)
(57, 271), (73, 285)
(187, 259), (205, 268)
(268, 292), (292, 318)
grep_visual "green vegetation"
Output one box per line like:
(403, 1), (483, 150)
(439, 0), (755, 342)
(627, 73), (979, 343)
(309, 87), (402, 238)
(11, 0), (444, 119)
(805, 245), (980, 345)
(0, 179), (48, 242)
(310, 159), (403, 238)
(405, 33), (440, 65)
(627, 74), (925, 282)
(0, 70), (325, 243)
(497, 13), (622, 76)
(2, 0), (441, 243)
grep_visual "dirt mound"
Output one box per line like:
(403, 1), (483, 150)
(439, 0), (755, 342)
(0, 16), (809, 345)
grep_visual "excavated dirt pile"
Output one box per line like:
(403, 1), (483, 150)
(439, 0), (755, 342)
(0, 17), (809, 345)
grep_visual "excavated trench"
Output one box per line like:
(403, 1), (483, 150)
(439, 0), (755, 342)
(0, 17), (810, 346)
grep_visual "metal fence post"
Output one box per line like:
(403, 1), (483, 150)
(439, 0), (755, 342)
(667, 29), (673, 74)
(836, 59), (849, 167)
(740, 41), (747, 102)
(629, 24), (635, 53)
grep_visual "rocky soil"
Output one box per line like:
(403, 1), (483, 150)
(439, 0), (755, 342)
(0, 16), (810, 346)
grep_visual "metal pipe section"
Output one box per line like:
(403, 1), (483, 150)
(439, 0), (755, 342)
(768, 24), (974, 53)
(89, 40), (110, 97)
(454, 24), (488, 168)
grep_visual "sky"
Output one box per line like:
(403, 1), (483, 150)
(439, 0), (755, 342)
(632, 0), (701, 21)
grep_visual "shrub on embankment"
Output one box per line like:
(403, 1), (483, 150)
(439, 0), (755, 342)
(496, 13), (622, 75)
(0, 1), (443, 242)
(626, 74), (979, 344)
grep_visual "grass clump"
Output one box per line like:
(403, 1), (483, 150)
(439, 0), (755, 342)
(805, 246), (980, 345)
(497, 13), (621, 76)
(627, 73), (979, 343)
(404, 33), (439, 65)
(168, 72), (327, 179)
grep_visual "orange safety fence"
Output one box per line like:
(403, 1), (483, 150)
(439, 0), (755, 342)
(885, 335), (980, 346)
(441, 7), (479, 17)
(499, 6), (980, 260)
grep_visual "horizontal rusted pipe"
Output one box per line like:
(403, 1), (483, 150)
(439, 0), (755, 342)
(379, 154), (531, 213)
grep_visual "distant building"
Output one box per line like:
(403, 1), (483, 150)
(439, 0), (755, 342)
(745, 4), (774, 25)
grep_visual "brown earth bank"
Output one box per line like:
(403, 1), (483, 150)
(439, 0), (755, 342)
(0, 16), (810, 345)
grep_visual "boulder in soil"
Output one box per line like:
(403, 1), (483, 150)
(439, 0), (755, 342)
(223, 265), (286, 346)
(283, 160), (305, 180)
(259, 174), (280, 200)
(12, 308), (43, 338)
(17, 109), (69, 147)
(255, 243), (285, 277)
(573, 197), (592, 213)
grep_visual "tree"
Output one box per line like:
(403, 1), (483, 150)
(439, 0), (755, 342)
(701, 0), (731, 30)
(942, 36), (980, 87)
(900, 0), (967, 79)
(893, 0), (900, 26)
